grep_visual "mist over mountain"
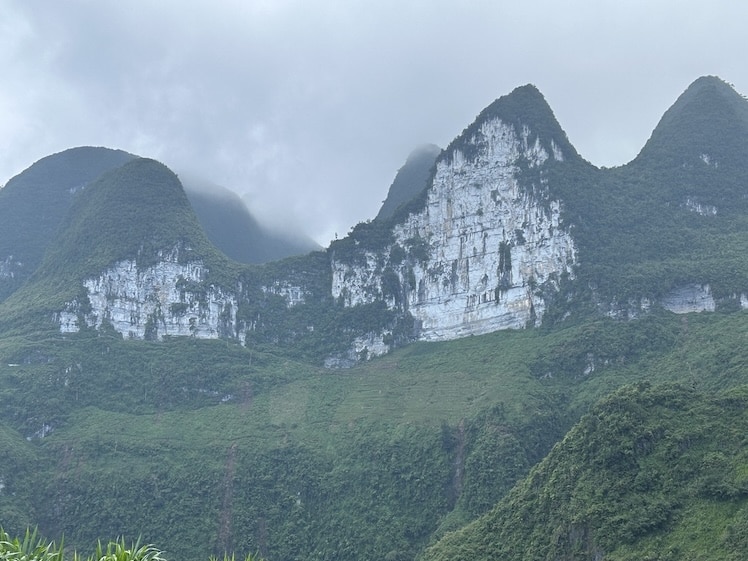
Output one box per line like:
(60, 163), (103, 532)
(1, 76), (748, 561)
(374, 143), (441, 222)
(0, 147), (320, 309)
(181, 174), (320, 264)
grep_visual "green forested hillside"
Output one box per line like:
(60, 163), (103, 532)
(2, 77), (748, 561)
(0, 158), (239, 337)
(547, 76), (748, 310)
(39, 158), (220, 278)
(0, 147), (134, 301)
(1, 309), (748, 560)
(422, 382), (748, 561)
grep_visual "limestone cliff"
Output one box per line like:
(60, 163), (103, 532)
(58, 248), (242, 341)
(330, 85), (578, 344)
(53, 87), (583, 356)
(45, 79), (748, 365)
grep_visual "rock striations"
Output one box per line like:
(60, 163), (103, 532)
(331, 85), (578, 342)
(1, 77), (743, 364)
(58, 248), (241, 342)
(52, 85), (582, 357)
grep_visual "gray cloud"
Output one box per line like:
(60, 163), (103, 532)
(2, 0), (748, 245)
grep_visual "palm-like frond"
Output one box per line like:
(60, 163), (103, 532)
(92, 538), (164, 561)
(0, 528), (64, 561)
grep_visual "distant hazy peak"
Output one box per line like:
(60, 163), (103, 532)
(181, 174), (321, 264)
(375, 144), (441, 222)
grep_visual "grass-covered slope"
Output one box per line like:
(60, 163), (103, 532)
(422, 382), (748, 561)
(2, 308), (748, 561)
(0, 147), (134, 301)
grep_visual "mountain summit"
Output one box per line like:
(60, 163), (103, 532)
(12, 75), (747, 355)
(0, 147), (134, 300)
(2, 76), (748, 561)
(443, 84), (582, 165)
(330, 83), (582, 345)
(375, 144), (441, 222)
(635, 76), (748, 171)
(40, 158), (216, 282)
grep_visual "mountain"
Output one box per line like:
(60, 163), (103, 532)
(375, 144), (441, 222)
(635, 75), (748, 175)
(41, 158), (217, 278)
(181, 176), (320, 264)
(554, 76), (748, 318)
(3, 77), (748, 362)
(0, 148), (319, 306)
(422, 383), (748, 561)
(29, 158), (255, 342)
(11, 78), (748, 362)
(0, 146), (135, 301)
(329, 83), (587, 346)
(2, 76), (748, 561)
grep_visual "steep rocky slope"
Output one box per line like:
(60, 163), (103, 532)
(4, 77), (748, 366)
(330, 85), (584, 343)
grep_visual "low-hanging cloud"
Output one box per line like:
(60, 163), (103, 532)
(2, 0), (748, 245)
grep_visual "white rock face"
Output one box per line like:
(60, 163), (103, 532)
(323, 331), (391, 368)
(660, 284), (716, 314)
(683, 197), (717, 216)
(262, 281), (307, 307)
(0, 255), (22, 279)
(331, 118), (577, 342)
(59, 249), (243, 341)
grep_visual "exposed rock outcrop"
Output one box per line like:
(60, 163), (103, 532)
(47, 79), (748, 365)
(331, 95), (577, 342)
(59, 248), (243, 341)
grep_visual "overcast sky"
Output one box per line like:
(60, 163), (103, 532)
(2, 1), (747, 245)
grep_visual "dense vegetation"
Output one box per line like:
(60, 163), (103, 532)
(0, 529), (165, 561)
(2, 309), (748, 560)
(546, 76), (748, 310)
(0, 528), (263, 561)
(2, 76), (748, 561)
(0, 147), (134, 301)
(422, 382), (748, 561)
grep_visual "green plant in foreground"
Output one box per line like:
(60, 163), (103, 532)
(208, 554), (263, 561)
(91, 539), (165, 561)
(0, 528), (63, 561)
(0, 530), (265, 561)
